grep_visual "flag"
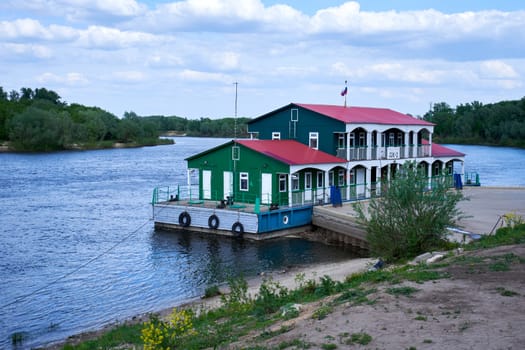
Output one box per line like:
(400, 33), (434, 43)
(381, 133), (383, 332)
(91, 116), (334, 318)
(340, 86), (347, 96)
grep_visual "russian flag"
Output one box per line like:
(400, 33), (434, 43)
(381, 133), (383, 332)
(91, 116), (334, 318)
(340, 86), (347, 96)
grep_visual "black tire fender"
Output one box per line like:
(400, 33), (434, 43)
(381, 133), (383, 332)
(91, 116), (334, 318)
(231, 222), (244, 238)
(178, 211), (191, 227)
(208, 214), (220, 229)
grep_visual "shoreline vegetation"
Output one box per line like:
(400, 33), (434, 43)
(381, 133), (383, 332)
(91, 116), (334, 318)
(1, 86), (524, 152)
(40, 221), (525, 350)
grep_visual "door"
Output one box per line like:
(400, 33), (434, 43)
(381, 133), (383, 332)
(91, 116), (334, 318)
(305, 172), (312, 202)
(223, 171), (233, 200)
(261, 173), (272, 204)
(203, 170), (211, 199)
(356, 168), (365, 198)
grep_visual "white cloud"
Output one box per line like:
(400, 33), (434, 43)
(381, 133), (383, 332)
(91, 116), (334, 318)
(177, 69), (230, 83)
(76, 25), (165, 49)
(2, 42), (52, 59)
(37, 72), (89, 85)
(8, 0), (146, 22)
(112, 70), (146, 82)
(479, 60), (519, 79)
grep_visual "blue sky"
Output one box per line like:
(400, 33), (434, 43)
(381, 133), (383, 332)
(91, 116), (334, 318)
(1, 1), (524, 119)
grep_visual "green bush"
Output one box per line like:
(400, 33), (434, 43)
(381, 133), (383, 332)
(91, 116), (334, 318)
(354, 162), (464, 262)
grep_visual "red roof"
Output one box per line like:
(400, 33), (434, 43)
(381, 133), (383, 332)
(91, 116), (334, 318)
(236, 139), (346, 165)
(295, 103), (434, 126)
(422, 140), (465, 157)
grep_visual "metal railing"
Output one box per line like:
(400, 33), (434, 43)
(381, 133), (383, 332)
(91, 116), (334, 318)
(152, 174), (455, 208)
(336, 144), (432, 161)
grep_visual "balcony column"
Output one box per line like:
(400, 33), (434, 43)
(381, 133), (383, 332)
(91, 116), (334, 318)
(429, 132), (433, 157)
(288, 173), (293, 207)
(404, 131), (410, 159)
(346, 132), (351, 161)
(325, 171), (330, 203)
(346, 167), (351, 200)
(365, 166), (371, 198)
(375, 166), (381, 196)
(366, 131), (372, 160)
(427, 163), (433, 189)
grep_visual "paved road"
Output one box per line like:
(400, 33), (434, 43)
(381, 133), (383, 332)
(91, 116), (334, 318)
(457, 186), (525, 235)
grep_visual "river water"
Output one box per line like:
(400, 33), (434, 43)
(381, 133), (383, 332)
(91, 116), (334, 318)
(0, 139), (523, 349)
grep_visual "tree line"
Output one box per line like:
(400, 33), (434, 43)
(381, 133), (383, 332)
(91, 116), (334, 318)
(423, 97), (525, 148)
(0, 86), (249, 152)
(141, 115), (250, 138)
(2, 85), (522, 151)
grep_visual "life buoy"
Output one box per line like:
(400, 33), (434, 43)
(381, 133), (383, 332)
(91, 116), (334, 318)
(178, 211), (191, 227)
(283, 215), (289, 225)
(231, 222), (244, 238)
(208, 214), (220, 229)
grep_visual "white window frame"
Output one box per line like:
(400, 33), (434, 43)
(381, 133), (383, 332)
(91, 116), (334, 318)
(279, 174), (287, 192)
(317, 171), (324, 189)
(272, 132), (281, 140)
(338, 169), (345, 186)
(291, 173), (299, 191)
(240, 172), (249, 191)
(309, 132), (319, 149)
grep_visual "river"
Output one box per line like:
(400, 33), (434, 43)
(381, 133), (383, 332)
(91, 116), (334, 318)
(0, 139), (523, 349)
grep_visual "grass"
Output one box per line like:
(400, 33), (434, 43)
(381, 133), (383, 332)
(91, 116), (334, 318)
(56, 224), (525, 350)
(466, 223), (525, 250)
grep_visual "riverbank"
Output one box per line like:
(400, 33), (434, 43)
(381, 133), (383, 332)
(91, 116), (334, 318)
(0, 138), (173, 152)
(45, 242), (525, 350)
(41, 186), (525, 349)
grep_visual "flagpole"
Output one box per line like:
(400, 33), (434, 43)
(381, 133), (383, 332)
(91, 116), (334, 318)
(341, 80), (348, 108)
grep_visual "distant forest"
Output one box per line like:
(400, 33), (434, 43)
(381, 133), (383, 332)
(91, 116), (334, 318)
(1, 86), (523, 151)
(0, 86), (248, 152)
(423, 97), (525, 148)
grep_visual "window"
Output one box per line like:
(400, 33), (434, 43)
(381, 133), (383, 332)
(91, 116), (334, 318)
(397, 132), (403, 146)
(279, 174), (287, 192)
(338, 169), (345, 186)
(317, 172), (324, 189)
(338, 134), (345, 149)
(272, 132), (281, 140)
(292, 173), (299, 191)
(232, 145), (240, 160)
(309, 132), (318, 149)
(389, 133), (395, 146)
(240, 172), (248, 191)
(329, 171), (334, 186)
(291, 108), (299, 122)
(359, 132), (365, 146)
(305, 172), (312, 190)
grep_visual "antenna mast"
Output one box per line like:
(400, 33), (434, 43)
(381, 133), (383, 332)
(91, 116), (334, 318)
(233, 82), (238, 139)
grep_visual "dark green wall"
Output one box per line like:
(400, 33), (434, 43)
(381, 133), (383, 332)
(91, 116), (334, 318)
(248, 105), (346, 155)
(187, 142), (289, 203)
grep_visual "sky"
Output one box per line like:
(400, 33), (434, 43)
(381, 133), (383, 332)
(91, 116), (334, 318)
(1, 1), (524, 119)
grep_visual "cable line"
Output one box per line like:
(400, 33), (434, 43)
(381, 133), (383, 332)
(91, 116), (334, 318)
(1, 219), (151, 309)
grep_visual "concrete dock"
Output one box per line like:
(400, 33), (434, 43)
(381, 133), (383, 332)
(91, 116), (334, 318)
(310, 187), (525, 246)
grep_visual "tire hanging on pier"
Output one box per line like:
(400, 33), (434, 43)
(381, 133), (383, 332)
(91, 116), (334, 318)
(208, 214), (220, 229)
(178, 211), (191, 227)
(231, 222), (244, 239)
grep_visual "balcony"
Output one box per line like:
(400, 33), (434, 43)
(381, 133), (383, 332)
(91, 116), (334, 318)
(336, 144), (432, 161)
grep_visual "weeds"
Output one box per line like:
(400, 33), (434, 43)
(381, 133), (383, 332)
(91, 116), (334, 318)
(496, 287), (519, 297)
(386, 286), (420, 297)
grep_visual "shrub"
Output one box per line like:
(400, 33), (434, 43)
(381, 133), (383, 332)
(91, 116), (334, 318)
(354, 162), (464, 262)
